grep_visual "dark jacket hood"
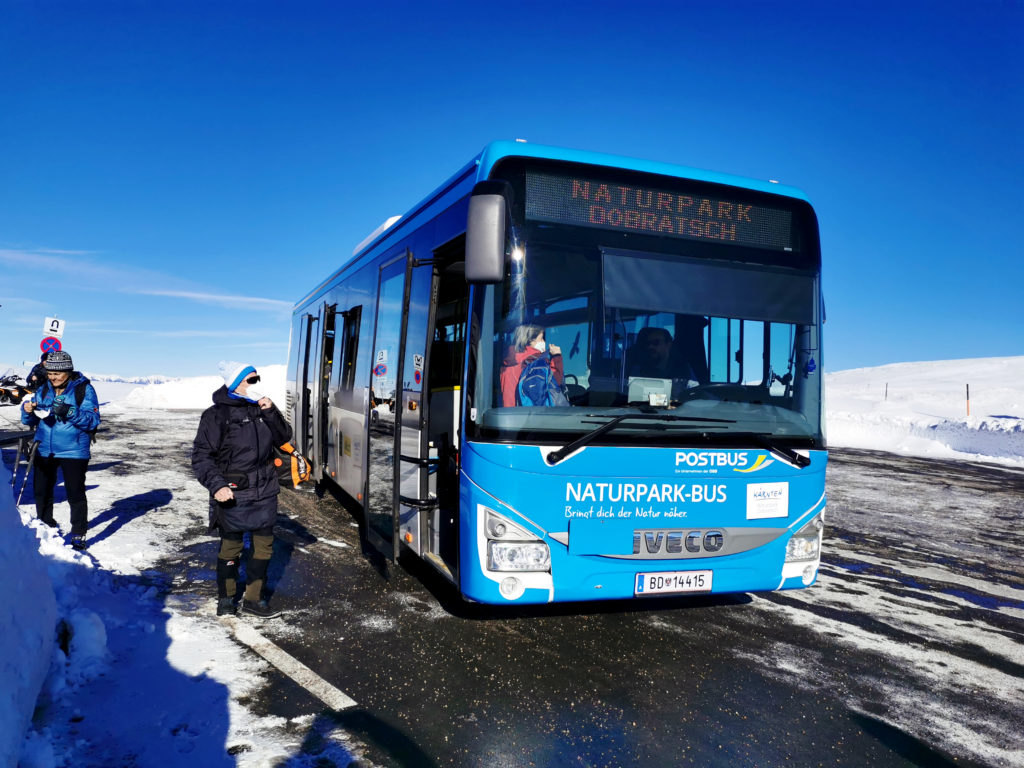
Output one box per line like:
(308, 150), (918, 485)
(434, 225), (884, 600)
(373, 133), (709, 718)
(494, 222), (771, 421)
(212, 384), (257, 407)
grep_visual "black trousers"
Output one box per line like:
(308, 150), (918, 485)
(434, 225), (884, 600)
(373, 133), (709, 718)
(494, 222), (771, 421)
(33, 455), (90, 535)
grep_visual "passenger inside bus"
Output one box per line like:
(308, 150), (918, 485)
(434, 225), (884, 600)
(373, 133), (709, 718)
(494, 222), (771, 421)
(625, 320), (709, 385)
(499, 324), (566, 407)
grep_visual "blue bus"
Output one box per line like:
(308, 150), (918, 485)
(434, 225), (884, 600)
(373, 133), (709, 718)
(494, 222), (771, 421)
(287, 141), (825, 604)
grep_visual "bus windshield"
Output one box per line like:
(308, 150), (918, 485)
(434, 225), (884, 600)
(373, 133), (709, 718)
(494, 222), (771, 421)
(467, 163), (823, 448)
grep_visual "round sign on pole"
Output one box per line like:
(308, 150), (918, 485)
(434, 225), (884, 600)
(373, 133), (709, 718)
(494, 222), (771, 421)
(41, 336), (62, 354)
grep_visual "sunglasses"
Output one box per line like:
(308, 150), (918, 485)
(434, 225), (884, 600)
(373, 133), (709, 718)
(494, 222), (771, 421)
(245, 375), (261, 385)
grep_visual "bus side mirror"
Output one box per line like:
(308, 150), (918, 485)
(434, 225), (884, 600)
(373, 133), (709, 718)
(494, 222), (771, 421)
(465, 181), (511, 284)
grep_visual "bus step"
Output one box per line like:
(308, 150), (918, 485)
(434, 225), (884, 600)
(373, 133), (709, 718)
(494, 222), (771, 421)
(423, 552), (455, 583)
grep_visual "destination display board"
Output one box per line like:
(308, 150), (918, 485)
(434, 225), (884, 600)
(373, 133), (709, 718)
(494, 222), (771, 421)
(526, 171), (795, 251)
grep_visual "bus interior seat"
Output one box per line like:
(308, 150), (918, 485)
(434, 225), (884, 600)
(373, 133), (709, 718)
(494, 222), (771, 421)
(563, 374), (587, 404)
(587, 358), (625, 406)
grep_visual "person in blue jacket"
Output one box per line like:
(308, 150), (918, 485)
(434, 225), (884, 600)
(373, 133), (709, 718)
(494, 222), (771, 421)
(21, 350), (101, 549)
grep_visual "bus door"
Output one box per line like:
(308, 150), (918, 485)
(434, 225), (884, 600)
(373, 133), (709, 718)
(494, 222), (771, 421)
(396, 258), (437, 559)
(316, 303), (337, 470)
(365, 251), (435, 559)
(295, 312), (318, 458)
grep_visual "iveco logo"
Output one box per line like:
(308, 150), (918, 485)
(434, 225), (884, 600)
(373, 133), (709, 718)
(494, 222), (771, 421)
(633, 530), (725, 555)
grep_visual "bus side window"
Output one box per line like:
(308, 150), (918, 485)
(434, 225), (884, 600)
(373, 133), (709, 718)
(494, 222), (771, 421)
(743, 320), (765, 386)
(768, 322), (797, 398)
(708, 316), (766, 384)
(340, 305), (362, 391)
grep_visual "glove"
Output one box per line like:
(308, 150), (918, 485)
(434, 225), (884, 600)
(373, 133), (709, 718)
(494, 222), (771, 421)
(52, 401), (72, 420)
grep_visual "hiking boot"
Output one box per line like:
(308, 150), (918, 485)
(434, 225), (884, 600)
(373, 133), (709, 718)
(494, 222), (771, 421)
(216, 597), (237, 616)
(241, 599), (281, 619)
(39, 517), (58, 528)
(70, 534), (87, 550)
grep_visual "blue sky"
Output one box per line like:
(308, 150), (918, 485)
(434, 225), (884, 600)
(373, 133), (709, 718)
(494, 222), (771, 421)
(1, 1), (1020, 377)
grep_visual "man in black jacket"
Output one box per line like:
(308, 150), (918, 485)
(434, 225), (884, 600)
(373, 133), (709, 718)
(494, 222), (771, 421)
(26, 353), (48, 391)
(192, 363), (292, 617)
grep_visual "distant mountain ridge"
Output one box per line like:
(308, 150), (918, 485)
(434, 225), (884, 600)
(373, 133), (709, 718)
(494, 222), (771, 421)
(82, 373), (179, 385)
(1, 364), (179, 386)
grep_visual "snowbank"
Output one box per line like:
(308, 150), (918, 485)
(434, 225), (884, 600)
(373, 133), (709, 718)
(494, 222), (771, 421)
(114, 364), (286, 411)
(826, 356), (1024, 466)
(0, 463), (57, 767)
(0, 363), (286, 414)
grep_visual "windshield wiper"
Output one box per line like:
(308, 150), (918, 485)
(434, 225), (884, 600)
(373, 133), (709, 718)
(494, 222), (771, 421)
(692, 431), (813, 469)
(545, 412), (735, 466)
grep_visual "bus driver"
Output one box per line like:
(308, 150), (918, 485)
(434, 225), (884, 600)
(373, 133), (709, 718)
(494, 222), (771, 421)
(629, 327), (675, 379)
(628, 325), (706, 384)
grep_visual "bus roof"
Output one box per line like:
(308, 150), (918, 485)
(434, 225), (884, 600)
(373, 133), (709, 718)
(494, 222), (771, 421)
(293, 141), (811, 311)
(477, 141), (810, 202)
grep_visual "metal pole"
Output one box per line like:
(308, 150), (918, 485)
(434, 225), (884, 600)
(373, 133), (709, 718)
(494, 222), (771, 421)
(16, 441), (39, 506)
(966, 383), (970, 417)
(10, 438), (25, 487)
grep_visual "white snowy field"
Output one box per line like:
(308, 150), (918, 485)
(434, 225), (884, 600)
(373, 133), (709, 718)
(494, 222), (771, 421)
(0, 356), (1022, 767)
(826, 356), (1024, 466)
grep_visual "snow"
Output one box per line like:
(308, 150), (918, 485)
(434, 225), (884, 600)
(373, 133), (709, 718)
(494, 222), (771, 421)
(826, 356), (1024, 467)
(115, 365), (286, 412)
(0, 463), (57, 768)
(0, 356), (1021, 766)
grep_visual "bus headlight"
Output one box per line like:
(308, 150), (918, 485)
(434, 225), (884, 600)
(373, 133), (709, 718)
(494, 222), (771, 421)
(488, 541), (551, 572)
(485, 508), (535, 540)
(481, 506), (551, 572)
(786, 514), (824, 562)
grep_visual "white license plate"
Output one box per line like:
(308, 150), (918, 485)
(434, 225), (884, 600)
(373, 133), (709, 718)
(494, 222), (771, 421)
(635, 570), (713, 595)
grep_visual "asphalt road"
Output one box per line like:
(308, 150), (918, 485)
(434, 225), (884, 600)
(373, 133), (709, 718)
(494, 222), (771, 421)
(195, 448), (1024, 768)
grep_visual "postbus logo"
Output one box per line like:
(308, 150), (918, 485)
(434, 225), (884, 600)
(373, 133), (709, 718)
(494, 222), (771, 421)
(674, 451), (775, 473)
(733, 455), (775, 473)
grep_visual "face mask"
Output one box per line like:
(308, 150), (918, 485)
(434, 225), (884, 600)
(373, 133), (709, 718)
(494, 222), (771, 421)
(533, 339), (546, 353)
